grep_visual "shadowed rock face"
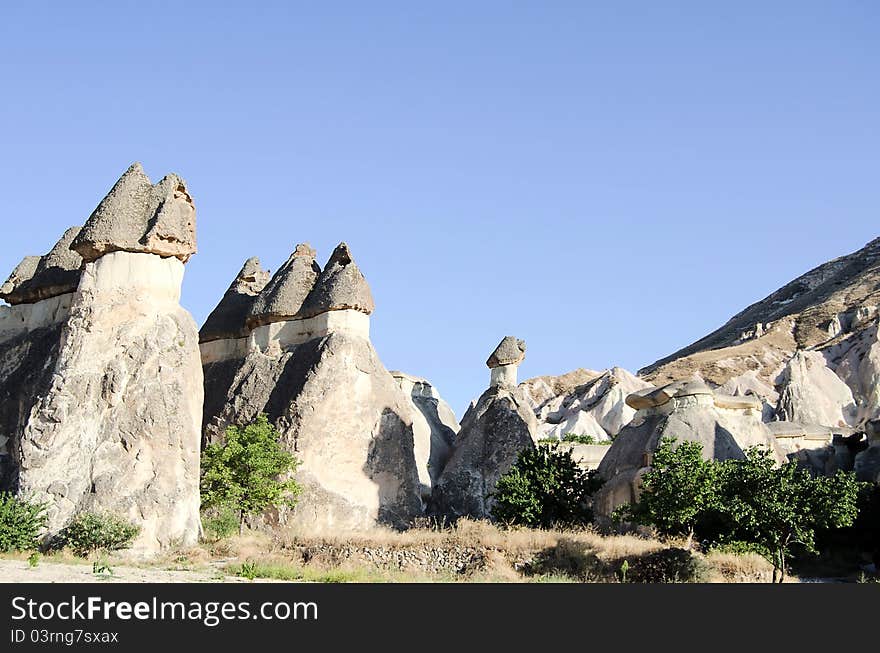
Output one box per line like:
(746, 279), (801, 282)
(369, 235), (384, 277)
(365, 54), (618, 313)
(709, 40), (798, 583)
(203, 332), (423, 533)
(854, 419), (880, 483)
(0, 324), (64, 492)
(0, 228), (83, 305)
(0, 227), (85, 491)
(391, 371), (459, 500)
(0, 257), (40, 303)
(431, 385), (537, 521)
(200, 257), (271, 342)
(247, 244), (320, 328)
(201, 242), (422, 534)
(299, 243), (375, 319)
(72, 163), (197, 263)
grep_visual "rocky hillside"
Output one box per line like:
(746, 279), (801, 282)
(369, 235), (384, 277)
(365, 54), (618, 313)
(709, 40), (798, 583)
(518, 236), (880, 496)
(641, 237), (880, 388)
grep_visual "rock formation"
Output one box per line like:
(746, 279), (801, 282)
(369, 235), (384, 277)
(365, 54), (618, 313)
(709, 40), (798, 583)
(71, 162), (197, 263)
(487, 336), (526, 387)
(1, 227), (83, 306)
(640, 237), (880, 429)
(200, 257), (271, 343)
(775, 351), (858, 427)
(12, 164), (203, 554)
(854, 419), (880, 483)
(594, 379), (785, 516)
(390, 371), (459, 501)
(524, 367), (651, 442)
(431, 337), (537, 521)
(0, 228), (84, 492)
(246, 244), (319, 328)
(201, 243), (423, 534)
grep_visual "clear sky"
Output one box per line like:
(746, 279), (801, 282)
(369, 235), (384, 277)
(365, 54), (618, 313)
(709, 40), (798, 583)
(1, 2), (877, 415)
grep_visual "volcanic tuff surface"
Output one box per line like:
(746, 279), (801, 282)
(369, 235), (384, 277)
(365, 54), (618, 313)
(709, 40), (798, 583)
(200, 257), (271, 342)
(201, 243), (426, 534)
(4, 164), (204, 553)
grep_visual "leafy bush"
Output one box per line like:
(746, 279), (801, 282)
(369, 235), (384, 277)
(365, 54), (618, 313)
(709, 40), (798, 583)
(0, 493), (48, 552)
(202, 506), (240, 541)
(490, 442), (602, 529)
(627, 548), (712, 583)
(562, 433), (597, 445)
(201, 414), (303, 534)
(525, 538), (604, 580)
(561, 433), (612, 446)
(54, 512), (140, 557)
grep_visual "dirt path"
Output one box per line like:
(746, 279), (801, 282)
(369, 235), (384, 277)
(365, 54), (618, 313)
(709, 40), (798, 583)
(0, 558), (260, 584)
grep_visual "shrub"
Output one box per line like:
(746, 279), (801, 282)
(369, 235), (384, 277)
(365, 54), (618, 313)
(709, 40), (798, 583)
(628, 548), (712, 583)
(202, 506), (240, 541)
(201, 414), (303, 534)
(562, 433), (597, 445)
(561, 433), (612, 446)
(0, 493), (48, 552)
(54, 512), (140, 557)
(526, 538), (603, 580)
(490, 442), (601, 529)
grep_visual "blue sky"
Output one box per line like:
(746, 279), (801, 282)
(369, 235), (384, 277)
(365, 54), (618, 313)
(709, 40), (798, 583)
(1, 2), (877, 414)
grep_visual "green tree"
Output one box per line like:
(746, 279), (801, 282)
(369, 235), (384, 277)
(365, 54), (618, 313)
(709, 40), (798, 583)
(624, 438), (719, 548)
(621, 439), (866, 583)
(0, 493), (48, 553)
(490, 442), (601, 529)
(716, 447), (864, 583)
(201, 415), (303, 535)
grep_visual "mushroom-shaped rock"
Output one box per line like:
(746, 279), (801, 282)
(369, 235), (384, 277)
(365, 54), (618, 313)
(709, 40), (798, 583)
(71, 163), (197, 263)
(487, 336), (527, 368)
(299, 243), (375, 319)
(597, 377), (784, 517)
(247, 244), (321, 328)
(200, 257), (271, 342)
(0, 227), (83, 305)
(625, 379), (713, 410)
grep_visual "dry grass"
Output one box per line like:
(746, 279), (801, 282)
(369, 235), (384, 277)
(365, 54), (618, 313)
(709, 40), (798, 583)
(276, 518), (662, 558)
(195, 521), (723, 583)
(704, 551), (778, 583)
(3, 520), (789, 583)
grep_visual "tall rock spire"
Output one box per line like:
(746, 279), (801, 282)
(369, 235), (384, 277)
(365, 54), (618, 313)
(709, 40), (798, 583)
(17, 163), (203, 554)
